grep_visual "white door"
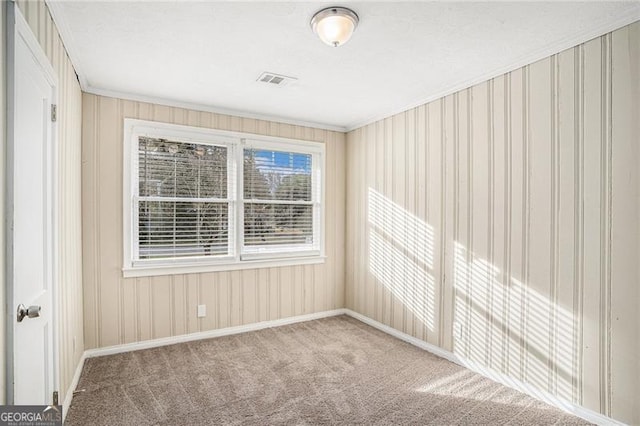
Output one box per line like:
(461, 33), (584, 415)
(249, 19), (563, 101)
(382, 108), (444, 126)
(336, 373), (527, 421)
(7, 5), (58, 405)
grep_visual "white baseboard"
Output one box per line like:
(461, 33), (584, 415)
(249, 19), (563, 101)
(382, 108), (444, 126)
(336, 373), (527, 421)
(84, 309), (347, 358)
(62, 351), (87, 422)
(63, 307), (622, 426)
(342, 309), (624, 426)
(62, 309), (347, 420)
(63, 309), (347, 420)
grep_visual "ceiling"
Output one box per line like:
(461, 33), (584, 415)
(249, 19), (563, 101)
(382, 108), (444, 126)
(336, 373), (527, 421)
(48, 1), (640, 131)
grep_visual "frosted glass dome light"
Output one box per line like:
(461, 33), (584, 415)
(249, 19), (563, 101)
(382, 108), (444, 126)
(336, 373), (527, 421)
(310, 7), (359, 47)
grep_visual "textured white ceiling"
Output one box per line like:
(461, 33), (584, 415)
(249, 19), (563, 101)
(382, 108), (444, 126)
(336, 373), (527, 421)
(48, 1), (640, 131)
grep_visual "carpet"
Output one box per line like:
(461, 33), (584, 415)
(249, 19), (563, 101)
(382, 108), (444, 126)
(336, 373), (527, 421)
(65, 315), (588, 425)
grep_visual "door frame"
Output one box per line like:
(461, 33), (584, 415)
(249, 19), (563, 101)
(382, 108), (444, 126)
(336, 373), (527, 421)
(5, 1), (60, 404)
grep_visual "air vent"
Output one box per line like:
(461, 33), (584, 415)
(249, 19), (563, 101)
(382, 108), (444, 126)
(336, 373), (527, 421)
(256, 72), (297, 87)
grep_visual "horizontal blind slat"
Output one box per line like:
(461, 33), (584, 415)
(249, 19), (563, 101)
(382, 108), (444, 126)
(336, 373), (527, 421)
(243, 202), (313, 247)
(137, 200), (229, 260)
(138, 136), (230, 199)
(243, 148), (312, 202)
(242, 147), (316, 251)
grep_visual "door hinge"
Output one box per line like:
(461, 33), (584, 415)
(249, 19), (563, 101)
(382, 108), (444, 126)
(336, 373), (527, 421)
(51, 104), (57, 122)
(52, 391), (59, 406)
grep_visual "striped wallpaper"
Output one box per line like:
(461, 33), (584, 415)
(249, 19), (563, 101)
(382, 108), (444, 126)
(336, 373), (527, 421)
(81, 94), (346, 350)
(346, 22), (639, 424)
(0, 0), (85, 406)
(2, 3), (637, 424)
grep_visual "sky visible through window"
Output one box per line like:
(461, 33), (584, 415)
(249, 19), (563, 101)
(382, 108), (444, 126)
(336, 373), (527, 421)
(128, 123), (322, 267)
(253, 150), (312, 175)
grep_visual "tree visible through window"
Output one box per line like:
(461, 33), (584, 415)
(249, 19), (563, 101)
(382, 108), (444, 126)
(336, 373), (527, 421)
(243, 148), (314, 249)
(137, 137), (229, 259)
(125, 119), (323, 274)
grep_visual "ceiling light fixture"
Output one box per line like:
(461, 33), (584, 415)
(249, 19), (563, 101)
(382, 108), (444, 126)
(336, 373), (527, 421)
(310, 6), (359, 47)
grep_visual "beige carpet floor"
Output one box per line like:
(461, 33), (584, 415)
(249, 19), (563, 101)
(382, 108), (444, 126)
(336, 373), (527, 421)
(66, 315), (588, 425)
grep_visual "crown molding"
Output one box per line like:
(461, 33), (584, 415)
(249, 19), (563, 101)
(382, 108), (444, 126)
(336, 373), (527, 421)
(45, 0), (89, 89)
(344, 8), (640, 132)
(46, 0), (639, 134)
(83, 86), (348, 133)
(46, 0), (346, 133)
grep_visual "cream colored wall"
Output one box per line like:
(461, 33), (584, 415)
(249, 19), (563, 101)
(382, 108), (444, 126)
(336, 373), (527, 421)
(1, 0), (85, 406)
(4, 2), (635, 422)
(81, 93), (346, 349)
(346, 22), (639, 424)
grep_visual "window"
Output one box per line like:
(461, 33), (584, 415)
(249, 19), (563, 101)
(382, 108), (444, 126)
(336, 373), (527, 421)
(137, 137), (232, 260)
(123, 119), (324, 277)
(242, 145), (319, 259)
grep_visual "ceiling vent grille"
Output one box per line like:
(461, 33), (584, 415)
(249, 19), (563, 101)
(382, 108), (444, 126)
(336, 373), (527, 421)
(257, 72), (297, 87)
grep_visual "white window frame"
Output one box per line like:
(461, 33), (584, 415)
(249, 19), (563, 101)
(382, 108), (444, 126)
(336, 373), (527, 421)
(123, 119), (325, 278)
(240, 138), (322, 261)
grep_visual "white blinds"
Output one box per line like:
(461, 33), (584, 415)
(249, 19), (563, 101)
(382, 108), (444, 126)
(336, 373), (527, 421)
(125, 119), (325, 272)
(243, 148), (315, 249)
(136, 137), (230, 260)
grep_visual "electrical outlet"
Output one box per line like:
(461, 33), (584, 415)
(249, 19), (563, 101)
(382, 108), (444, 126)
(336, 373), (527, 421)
(197, 304), (206, 318)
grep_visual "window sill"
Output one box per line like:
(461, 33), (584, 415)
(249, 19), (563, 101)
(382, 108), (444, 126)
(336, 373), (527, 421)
(122, 255), (327, 278)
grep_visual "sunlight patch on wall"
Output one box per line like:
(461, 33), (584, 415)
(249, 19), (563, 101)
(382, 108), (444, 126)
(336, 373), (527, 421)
(368, 188), (436, 331)
(368, 188), (434, 268)
(452, 241), (576, 400)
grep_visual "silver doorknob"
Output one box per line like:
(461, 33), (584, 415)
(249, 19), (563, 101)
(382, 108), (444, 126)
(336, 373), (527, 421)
(17, 304), (41, 322)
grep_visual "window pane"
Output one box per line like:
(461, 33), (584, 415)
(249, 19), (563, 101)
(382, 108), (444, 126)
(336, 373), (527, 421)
(138, 201), (229, 259)
(139, 137), (227, 199)
(244, 203), (313, 246)
(243, 148), (312, 201)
